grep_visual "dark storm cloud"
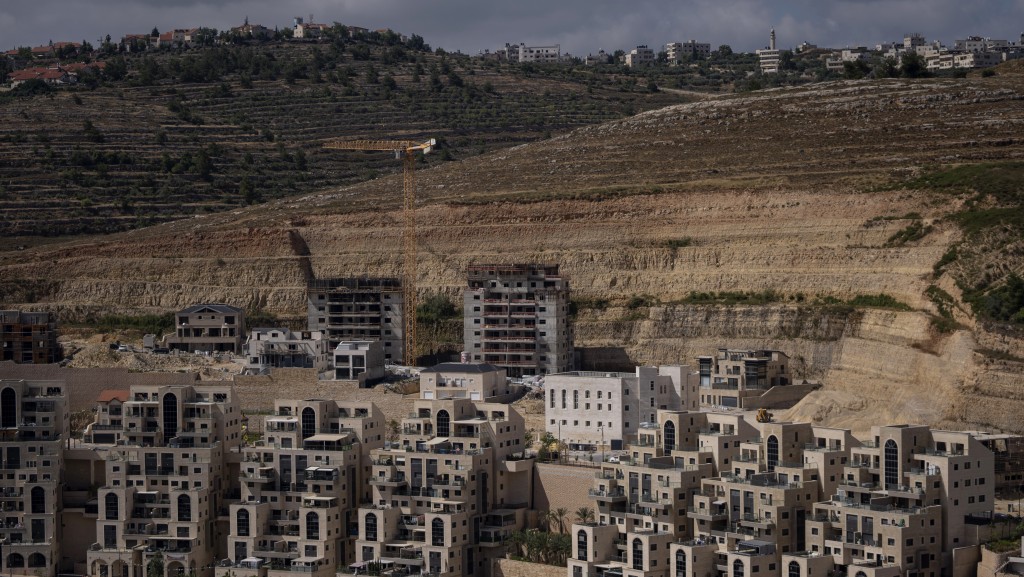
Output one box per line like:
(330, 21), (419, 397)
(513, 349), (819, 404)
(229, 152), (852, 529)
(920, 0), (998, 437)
(2, 0), (1022, 54)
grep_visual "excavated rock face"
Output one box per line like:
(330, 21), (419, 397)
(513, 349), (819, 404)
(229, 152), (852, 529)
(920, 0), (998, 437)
(3, 74), (1024, 433)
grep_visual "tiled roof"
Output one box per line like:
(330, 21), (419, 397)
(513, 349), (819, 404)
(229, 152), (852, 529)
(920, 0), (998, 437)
(97, 389), (129, 403)
(179, 303), (244, 315)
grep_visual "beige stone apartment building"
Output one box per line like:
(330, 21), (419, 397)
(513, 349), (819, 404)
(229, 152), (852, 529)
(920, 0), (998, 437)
(222, 398), (384, 576)
(697, 349), (793, 409)
(165, 304), (246, 355)
(571, 411), (998, 577)
(353, 376), (534, 577)
(0, 379), (67, 576)
(85, 383), (242, 577)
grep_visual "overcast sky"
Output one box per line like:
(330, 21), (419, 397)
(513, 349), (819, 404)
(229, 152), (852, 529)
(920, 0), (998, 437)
(3, 0), (1023, 55)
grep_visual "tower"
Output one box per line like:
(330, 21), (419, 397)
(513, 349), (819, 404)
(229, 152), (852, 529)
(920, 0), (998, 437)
(770, 28), (776, 50)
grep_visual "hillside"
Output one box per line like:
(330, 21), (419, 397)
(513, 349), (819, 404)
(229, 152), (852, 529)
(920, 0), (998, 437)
(2, 67), (1024, 434)
(0, 39), (687, 239)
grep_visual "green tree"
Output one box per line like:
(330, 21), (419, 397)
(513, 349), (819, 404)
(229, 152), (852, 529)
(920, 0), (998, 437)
(574, 506), (595, 524)
(901, 51), (928, 78)
(146, 552), (164, 577)
(876, 56), (900, 78)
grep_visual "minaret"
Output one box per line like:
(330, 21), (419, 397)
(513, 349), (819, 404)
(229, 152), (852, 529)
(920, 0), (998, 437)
(770, 28), (776, 50)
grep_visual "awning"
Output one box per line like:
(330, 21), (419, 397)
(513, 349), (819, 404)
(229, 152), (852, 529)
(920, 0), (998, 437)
(426, 437), (450, 446)
(305, 433), (348, 442)
(241, 557), (263, 564)
(349, 562), (368, 569)
(712, 499), (726, 506)
(454, 418), (487, 424)
(292, 556), (323, 564)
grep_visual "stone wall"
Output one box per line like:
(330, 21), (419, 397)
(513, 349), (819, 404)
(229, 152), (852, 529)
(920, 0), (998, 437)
(491, 558), (565, 577)
(532, 463), (595, 515)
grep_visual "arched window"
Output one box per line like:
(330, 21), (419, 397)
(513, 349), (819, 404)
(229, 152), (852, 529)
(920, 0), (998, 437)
(577, 530), (588, 560)
(366, 512), (378, 542)
(855, 572), (867, 577)
(573, 390), (579, 409)
(884, 439), (899, 489)
(675, 549), (686, 577)
(788, 561), (801, 577)
(436, 410), (450, 438)
(27, 553), (46, 568)
(7, 553), (24, 567)
(664, 421), (676, 453)
(301, 407), (316, 440)
(561, 390), (567, 409)
(105, 493), (119, 520)
(306, 512), (320, 540)
(550, 389), (555, 409)
(177, 494), (191, 521)
(0, 387), (16, 428)
(162, 392), (178, 439)
(432, 518), (445, 546)
(632, 538), (644, 570)
(31, 487), (45, 514)
(767, 435), (779, 472)
(237, 509), (250, 536)
(733, 559), (745, 577)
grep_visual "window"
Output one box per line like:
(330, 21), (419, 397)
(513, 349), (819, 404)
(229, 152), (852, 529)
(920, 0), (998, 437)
(105, 492), (119, 520)
(177, 494), (191, 521)
(632, 538), (644, 570)
(767, 435), (779, 472)
(30, 486), (45, 514)
(432, 518), (445, 546)
(237, 509), (250, 536)
(437, 410), (451, 437)
(366, 512), (378, 542)
(734, 560), (745, 577)
(306, 512), (320, 540)
(664, 421), (676, 452)
(574, 390), (579, 410)
(676, 550), (686, 577)
(577, 530), (588, 560)
(884, 439), (899, 489)
(562, 390), (567, 409)
(550, 390), (555, 409)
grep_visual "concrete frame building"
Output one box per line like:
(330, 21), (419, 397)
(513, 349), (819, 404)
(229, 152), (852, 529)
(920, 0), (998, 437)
(0, 379), (67, 576)
(1, 311), (60, 364)
(354, 393), (534, 577)
(85, 383), (242, 577)
(244, 328), (330, 373)
(545, 366), (699, 451)
(697, 349), (793, 409)
(666, 40), (711, 62)
(333, 341), (386, 386)
(463, 264), (573, 377)
(165, 304), (245, 355)
(83, 389), (129, 444)
(625, 46), (655, 68)
(307, 278), (404, 364)
(503, 43), (561, 63)
(222, 399), (384, 576)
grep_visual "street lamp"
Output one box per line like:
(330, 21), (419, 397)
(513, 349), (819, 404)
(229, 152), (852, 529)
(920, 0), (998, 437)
(598, 426), (605, 464)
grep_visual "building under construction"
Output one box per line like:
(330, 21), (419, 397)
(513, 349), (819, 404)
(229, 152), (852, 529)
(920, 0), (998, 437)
(307, 277), (404, 364)
(0, 310), (61, 364)
(462, 264), (573, 377)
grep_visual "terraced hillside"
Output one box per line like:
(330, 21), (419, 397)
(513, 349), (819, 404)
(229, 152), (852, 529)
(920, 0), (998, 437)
(2, 66), (1024, 434)
(0, 40), (687, 238)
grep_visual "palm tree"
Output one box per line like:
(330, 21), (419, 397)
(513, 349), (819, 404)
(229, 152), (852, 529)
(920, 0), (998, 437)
(574, 506), (595, 525)
(507, 530), (526, 559)
(553, 507), (569, 533)
(536, 509), (550, 531)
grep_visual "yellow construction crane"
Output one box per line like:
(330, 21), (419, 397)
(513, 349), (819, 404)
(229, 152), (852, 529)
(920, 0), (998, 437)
(322, 138), (436, 367)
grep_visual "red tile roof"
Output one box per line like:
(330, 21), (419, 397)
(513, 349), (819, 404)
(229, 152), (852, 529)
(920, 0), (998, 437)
(97, 389), (129, 403)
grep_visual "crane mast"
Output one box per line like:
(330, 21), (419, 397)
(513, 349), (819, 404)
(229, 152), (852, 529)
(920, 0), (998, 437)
(323, 138), (436, 367)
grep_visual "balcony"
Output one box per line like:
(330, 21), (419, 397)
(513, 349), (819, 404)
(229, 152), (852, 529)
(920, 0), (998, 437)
(687, 506), (728, 521)
(370, 475), (408, 487)
(589, 488), (627, 503)
(739, 513), (776, 529)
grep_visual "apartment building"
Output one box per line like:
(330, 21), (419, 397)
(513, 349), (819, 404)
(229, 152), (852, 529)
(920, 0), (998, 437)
(244, 328), (330, 373)
(625, 46), (655, 68)
(697, 349), (792, 409)
(502, 43), (561, 63)
(86, 383), (242, 577)
(0, 379), (67, 576)
(354, 394), (533, 577)
(666, 40), (711, 63)
(545, 366), (698, 451)
(223, 399), (384, 576)
(419, 363), (510, 402)
(1, 311), (60, 364)
(463, 264), (573, 377)
(84, 389), (129, 445)
(307, 277), (404, 364)
(333, 341), (385, 386)
(165, 304), (245, 355)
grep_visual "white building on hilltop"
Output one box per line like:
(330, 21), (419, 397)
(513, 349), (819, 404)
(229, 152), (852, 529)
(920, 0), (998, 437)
(756, 28), (781, 73)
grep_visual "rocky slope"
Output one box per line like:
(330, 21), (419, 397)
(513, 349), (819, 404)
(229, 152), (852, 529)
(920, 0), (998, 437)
(3, 71), (1024, 433)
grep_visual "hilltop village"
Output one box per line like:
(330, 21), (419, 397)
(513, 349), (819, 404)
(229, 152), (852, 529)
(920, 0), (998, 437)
(3, 263), (1024, 577)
